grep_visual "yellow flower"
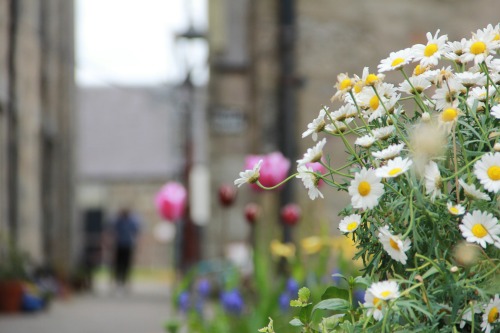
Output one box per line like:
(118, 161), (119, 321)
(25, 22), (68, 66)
(300, 236), (324, 255)
(270, 240), (295, 259)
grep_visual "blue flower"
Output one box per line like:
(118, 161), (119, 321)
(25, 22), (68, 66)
(286, 278), (299, 295)
(353, 289), (365, 306)
(220, 289), (244, 315)
(331, 268), (342, 285)
(178, 291), (190, 312)
(197, 278), (211, 298)
(279, 292), (291, 312)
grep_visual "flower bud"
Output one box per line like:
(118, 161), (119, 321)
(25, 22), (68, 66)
(280, 204), (301, 226)
(494, 142), (500, 152)
(218, 184), (237, 207)
(421, 112), (431, 122)
(244, 203), (260, 225)
(450, 266), (459, 273)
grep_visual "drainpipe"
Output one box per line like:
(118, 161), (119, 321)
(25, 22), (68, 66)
(278, 0), (297, 244)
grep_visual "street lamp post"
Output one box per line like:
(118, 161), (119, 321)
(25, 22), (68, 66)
(175, 26), (207, 272)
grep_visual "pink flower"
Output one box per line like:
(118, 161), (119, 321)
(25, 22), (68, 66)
(155, 182), (187, 222)
(306, 161), (326, 187)
(245, 152), (290, 191)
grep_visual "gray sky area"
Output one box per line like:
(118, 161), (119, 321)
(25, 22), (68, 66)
(76, 0), (208, 86)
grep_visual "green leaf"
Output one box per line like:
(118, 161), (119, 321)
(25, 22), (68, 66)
(354, 276), (371, 287)
(290, 300), (303, 307)
(289, 318), (304, 327)
(312, 298), (350, 314)
(298, 287), (311, 302)
(321, 286), (349, 300)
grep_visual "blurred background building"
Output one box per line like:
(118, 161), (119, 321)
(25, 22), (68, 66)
(0, 0), (75, 276)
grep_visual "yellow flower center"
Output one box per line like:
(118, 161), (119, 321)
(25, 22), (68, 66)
(373, 297), (383, 309)
(391, 57), (405, 67)
(494, 33), (500, 41)
(471, 224), (488, 238)
(424, 43), (439, 57)
(389, 238), (400, 250)
(340, 78), (353, 90)
(347, 222), (358, 231)
(388, 168), (402, 176)
(449, 206), (459, 214)
(358, 181), (371, 196)
(488, 307), (499, 323)
(487, 165), (500, 181)
(413, 64), (426, 76)
(354, 81), (364, 94)
(470, 41), (486, 55)
(369, 95), (380, 110)
(381, 290), (392, 298)
(366, 74), (379, 85)
(442, 108), (458, 122)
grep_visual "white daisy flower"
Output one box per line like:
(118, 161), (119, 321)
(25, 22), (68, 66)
(368, 280), (400, 301)
(296, 165), (324, 200)
(491, 105), (500, 119)
(411, 29), (448, 67)
(469, 86), (496, 103)
(482, 294), (500, 333)
(297, 138), (327, 167)
(458, 179), (491, 201)
(438, 107), (461, 132)
(355, 134), (376, 148)
(459, 210), (500, 248)
(372, 143), (405, 160)
(460, 303), (481, 329)
(330, 104), (358, 121)
(474, 152), (500, 193)
(454, 72), (486, 88)
(447, 202), (465, 216)
(363, 290), (385, 321)
(348, 168), (384, 210)
(462, 33), (498, 65)
(332, 73), (354, 101)
(443, 38), (468, 64)
(378, 48), (413, 72)
(424, 161), (443, 201)
(377, 226), (412, 264)
(360, 66), (385, 86)
(372, 125), (395, 140)
(375, 157), (413, 179)
(234, 160), (263, 187)
(325, 118), (353, 134)
(339, 214), (362, 233)
(302, 108), (327, 141)
(431, 78), (464, 110)
(398, 76), (432, 95)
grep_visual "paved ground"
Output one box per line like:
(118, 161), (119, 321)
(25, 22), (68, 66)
(0, 279), (175, 333)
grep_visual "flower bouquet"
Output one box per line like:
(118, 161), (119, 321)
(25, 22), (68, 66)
(237, 24), (500, 332)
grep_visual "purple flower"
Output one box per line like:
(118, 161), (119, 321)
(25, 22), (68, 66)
(197, 278), (211, 298)
(220, 290), (244, 315)
(353, 289), (365, 306)
(279, 292), (291, 312)
(331, 268), (342, 285)
(286, 278), (299, 295)
(178, 291), (190, 312)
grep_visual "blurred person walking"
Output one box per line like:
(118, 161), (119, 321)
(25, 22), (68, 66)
(108, 208), (141, 290)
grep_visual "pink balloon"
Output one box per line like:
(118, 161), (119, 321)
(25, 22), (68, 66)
(155, 182), (187, 222)
(245, 152), (290, 191)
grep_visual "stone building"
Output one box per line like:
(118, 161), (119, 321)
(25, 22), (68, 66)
(0, 0), (76, 275)
(206, 0), (500, 259)
(76, 85), (197, 268)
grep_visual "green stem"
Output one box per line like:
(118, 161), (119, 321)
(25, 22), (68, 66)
(255, 173), (298, 190)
